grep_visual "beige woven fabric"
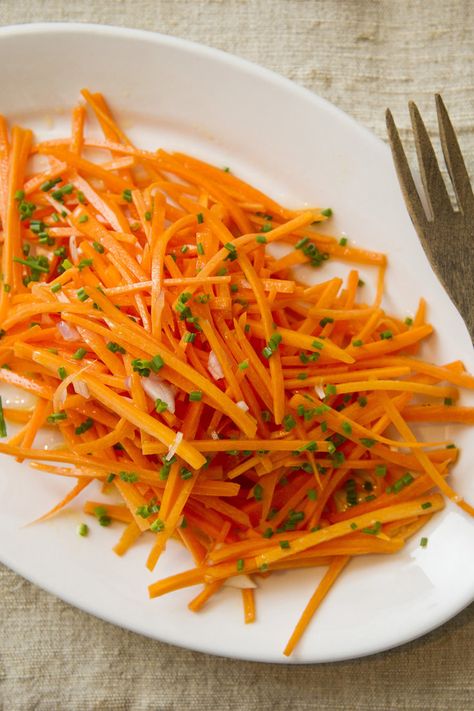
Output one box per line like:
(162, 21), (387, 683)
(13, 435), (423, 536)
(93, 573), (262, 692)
(0, 1), (473, 709)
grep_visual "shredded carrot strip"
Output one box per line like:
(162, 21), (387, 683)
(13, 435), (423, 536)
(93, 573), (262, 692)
(242, 588), (256, 624)
(0, 94), (472, 658)
(188, 581), (224, 612)
(283, 556), (349, 656)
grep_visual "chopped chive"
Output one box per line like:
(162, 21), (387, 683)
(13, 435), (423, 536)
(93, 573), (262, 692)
(18, 199), (36, 219)
(144, 210), (152, 221)
(288, 510), (305, 523)
(420, 537), (428, 547)
(159, 459), (173, 480)
(279, 540), (290, 549)
(13, 256), (50, 273)
(135, 505), (152, 519)
(196, 242), (205, 255)
(196, 213), (204, 224)
(58, 367), (68, 380)
(444, 397), (453, 406)
(75, 417), (94, 435)
(380, 330), (393, 340)
(321, 208), (332, 217)
(375, 464), (387, 477)
(122, 189), (133, 203)
(0, 397), (7, 437)
(339, 236), (347, 246)
(61, 258), (73, 271)
(342, 421), (352, 435)
(352, 339), (363, 347)
(253, 484), (263, 501)
(51, 283), (62, 293)
(421, 501), (432, 510)
(41, 177), (62, 192)
(72, 347), (87, 360)
(324, 384), (337, 396)
(295, 237), (309, 249)
(184, 332), (196, 343)
(78, 214), (89, 223)
(106, 341), (126, 354)
(282, 414), (296, 431)
(150, 355), (164, 373)
(361, 521), (381, 535)
(404, 317), (413, 326)
(307, 488), (317, 501)
(106, 473), (116, 483)
(236, 559), (244, 572)
(358, 396), (368, 408)
(93, 241), (104, 254)
(155, 399), (168, 414)
(262, 527), (274, 539)
(77, 523), (88, 537)
(261, 223), (272, 233)
(189, 391), (202, 402)
(78, 258), (93, 271)
(150, 519), (165, 532)
(350, 522), (358, 530)
(392, 472), (413, 493)
(360, 438), (376, 448)
(296, 440), (317, 453)
(312, 340), (324, 350)
(119, 471), (139, 483)
(256, 235), (267, 244)
(77, 287), (89, 302)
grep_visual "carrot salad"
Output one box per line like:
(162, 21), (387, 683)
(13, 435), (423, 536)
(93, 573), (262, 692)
(0, 91), (473, 656)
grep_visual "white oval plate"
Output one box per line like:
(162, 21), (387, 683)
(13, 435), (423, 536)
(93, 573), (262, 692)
(0, 23), (473, 664)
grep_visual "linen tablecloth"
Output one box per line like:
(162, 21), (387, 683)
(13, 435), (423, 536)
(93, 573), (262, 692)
(0, 1), (473, 709)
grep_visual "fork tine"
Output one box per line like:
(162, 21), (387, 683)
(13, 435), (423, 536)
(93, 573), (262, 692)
(435, 94), (474, 215)
(408, 101), (452, 218)
(385, 108), (427, 231)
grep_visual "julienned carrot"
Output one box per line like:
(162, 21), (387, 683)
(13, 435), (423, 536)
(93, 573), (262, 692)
(0, 93), (472, 658)
(113, 521), (142, 556)
(283, 556), (350, 656)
